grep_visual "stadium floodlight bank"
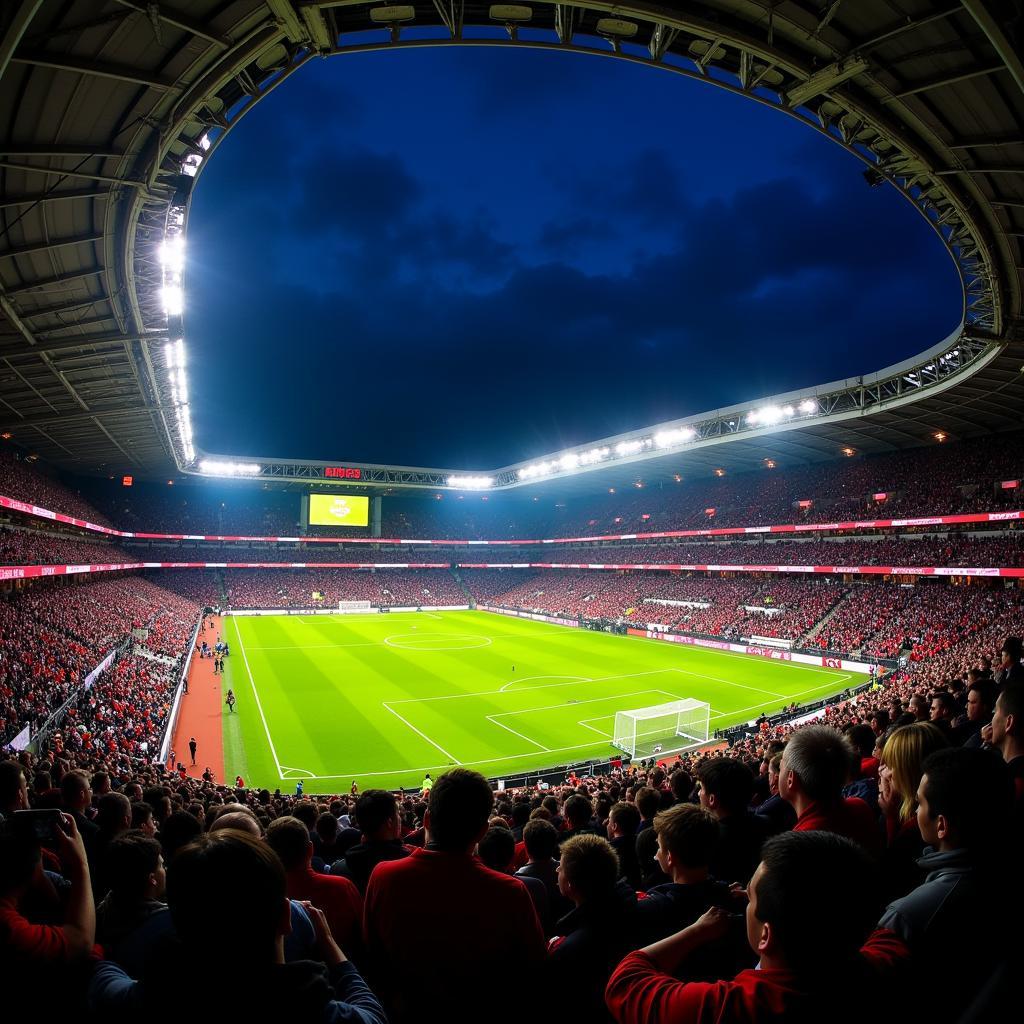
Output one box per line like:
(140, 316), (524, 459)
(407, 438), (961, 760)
(612, 699), (711, 759)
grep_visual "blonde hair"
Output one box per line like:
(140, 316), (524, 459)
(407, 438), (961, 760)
(882, 722), (949, 822)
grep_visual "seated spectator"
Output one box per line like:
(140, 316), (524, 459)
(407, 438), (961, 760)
(0, 812), (96, 1008)
(478, 825), (549, 929)
(880, 747), (1014, 1022)
(331, 789), (410, 893)
(754, 753), (797, 833)
(635, 787), (661, 833)
(878, 723), (949, 899)
(779, 726), (882, 854)
(265, 816), (363, 957)
(962, 677), (996, 748)
(928, 692), (960, 742)
(516, 818), (571, 927)
(634, 804), (738, 978)
(606, 800), (643, 887)
(548, 834), (638, 1022)
(94, 832), (172, 978)
(89, 830), (386, 1023)
(995, 635), (1024, 688)
(158, 810), (201, 862)
(606, 832), (907, 1024)
(130, 802), (157, 838)
(363, 768), (545, 1024)
(561, 793), (601, 843)
(0, 760), (30, 822)
(989, 682), (1024, 806)
(696, 757), (773, 885)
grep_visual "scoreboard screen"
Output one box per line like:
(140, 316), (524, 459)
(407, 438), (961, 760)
(308, 493), (369, 528)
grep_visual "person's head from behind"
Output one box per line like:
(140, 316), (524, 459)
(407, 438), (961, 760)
(869, 710), (891, 736)
(1001, 635), (1023, 669)
(607, 800), (641, 839)
(917, 747), (1014, 853)
(355, 789), (401, 840)
(425, 768), (494, 853)
(167, 830), (288, 961)
(653, 804), (718, 880)
(563, 793), (593, 829)
(747, 831), (877, 972)
(557, 834), (619, 906)
(105, 832), (165, 903)
(315, 813), (338, 844)
(265, 816), (312, 871)
(96, 792), (131, 835)
(160, 810), (202, 862)
(522, 818), (559, 863)
(847, 724), (877, 762)
(880, 722), (949, 823)
(669, 770), (692, 803)
(634, 786), (661, 823)
(778, 726), (854, 808)
(696, 757), (754, 818)
(477, 826), (515, 873)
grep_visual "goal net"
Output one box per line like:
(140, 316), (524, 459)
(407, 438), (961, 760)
(612, 699), (711, 759)
(337, 600), (372, 612)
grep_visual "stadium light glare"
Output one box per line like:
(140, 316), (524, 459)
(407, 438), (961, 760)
(558, 453), (579, 470)
(163, 342), (174, 369)
(782, 405), (795, 416)
(161, 284), (183, 317)
(159, 236), (185, 274)
(798, 399), (817, 414)
(653, 427), (695, 448)
(447, 474), (493, 489)
(614, 439), (643, 457)
(199, 459), (261, 476)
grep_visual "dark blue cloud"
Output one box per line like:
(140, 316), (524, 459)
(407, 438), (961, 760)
(186, 47), (961, 467)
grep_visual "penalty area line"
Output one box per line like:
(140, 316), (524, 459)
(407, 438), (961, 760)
(381, 702), (463, 766)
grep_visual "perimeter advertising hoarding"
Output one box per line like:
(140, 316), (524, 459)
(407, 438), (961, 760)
(308, 493), (369, 528)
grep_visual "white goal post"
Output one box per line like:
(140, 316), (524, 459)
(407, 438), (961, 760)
(612, 699), (711, 759)
(337, 600), (372, 612)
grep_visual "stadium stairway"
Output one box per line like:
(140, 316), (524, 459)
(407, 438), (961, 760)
(801, 590), (853, 646)
(449, 568), (475, 608)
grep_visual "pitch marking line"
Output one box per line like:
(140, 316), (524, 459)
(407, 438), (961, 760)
(498, 674), (590, 693)
(279, 765), (316, 779)
(381, 702), (463, 766)
(232, 617), (289, 780)
(486, 715), (552, 752)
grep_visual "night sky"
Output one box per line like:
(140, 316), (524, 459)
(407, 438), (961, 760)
(186, 47), (962, 469)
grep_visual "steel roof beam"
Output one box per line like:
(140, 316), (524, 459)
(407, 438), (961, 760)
(961, 0), (1024, 97)
(0, 1), (43, 81)
(0, 187), (111, 210)
(111, 1), (231, 49)
(11, 51), (177, 90)
(5, 267), (106, 296)
(0, 232), (103, 261)
(0, 158), (148, 188)
(0, 145), (123, 158)
(0, 332), (158, 356)
(889, 63), (1005, 99)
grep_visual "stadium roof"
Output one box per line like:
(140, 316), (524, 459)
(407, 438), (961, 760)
(0, 1), (1022, 486)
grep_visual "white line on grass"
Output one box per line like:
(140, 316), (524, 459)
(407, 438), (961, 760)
(381, 702), (463, 766)
(577, 719), (614, 738)
(232, 618), (288, 780)
(485, 715), (551, 752)
(498, 674), (590, 693)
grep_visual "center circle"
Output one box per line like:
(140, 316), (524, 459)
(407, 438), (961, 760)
(384, 633), (493, 651)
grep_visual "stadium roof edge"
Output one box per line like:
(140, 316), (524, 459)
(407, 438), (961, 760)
(1, 1), (1022, 480)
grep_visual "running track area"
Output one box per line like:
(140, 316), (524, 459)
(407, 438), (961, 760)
(171, 615), (225, 783)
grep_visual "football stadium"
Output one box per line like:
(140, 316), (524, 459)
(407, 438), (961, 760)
(1, 2), (1023, 1021)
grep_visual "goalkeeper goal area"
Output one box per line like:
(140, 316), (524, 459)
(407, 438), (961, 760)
(612, 699), (712, 759)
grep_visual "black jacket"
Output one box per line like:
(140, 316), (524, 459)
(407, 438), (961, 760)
(332, 839), (411, 894)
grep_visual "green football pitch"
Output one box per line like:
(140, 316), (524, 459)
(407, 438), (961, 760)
(220, 610), (866, 791)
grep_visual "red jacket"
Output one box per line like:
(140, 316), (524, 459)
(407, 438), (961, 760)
(364, 848), (545, 1024)
(284, 867), (362, 955)
(606, 929), (908, 1024)
(793, 798), (882, 855)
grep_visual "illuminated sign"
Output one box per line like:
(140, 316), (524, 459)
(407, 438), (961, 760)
(325, 466), (362, 480)
(308, 493), (369, 527)
(122, 476), (134, 487)
(1002, 480), (1020, 490)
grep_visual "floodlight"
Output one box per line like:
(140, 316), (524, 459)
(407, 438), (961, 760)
(798, 399), (817, 413)
(161, 284), (183, 317)
(782, 405), (795, 416)
(559, 453), (579, 470)
(653, 427), (694, 448)
(615, 440), (643, 456)
(447, 474), (493, 489)
(159, 236), (185, 274)
(199, 459), (261, 476)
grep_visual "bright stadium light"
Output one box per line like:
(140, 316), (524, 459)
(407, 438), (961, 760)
(578, 446), (610, 466)
(159, 236), (185, 274)
(782, 405), (795, 416)
(447, 474), (493, 489)
(161, 284), (183, 317)
(558, 453), (579, 470)
(615, 439), (643, 456)
(798, 399), (817, 414)
(199, 459), (262, 476)
(654, 427), (695, 448)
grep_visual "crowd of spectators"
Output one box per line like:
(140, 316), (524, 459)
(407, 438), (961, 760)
(9, 429), (1020, 543)
(3, 654), (1021, 1019)
(0, 576), (200, 746)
